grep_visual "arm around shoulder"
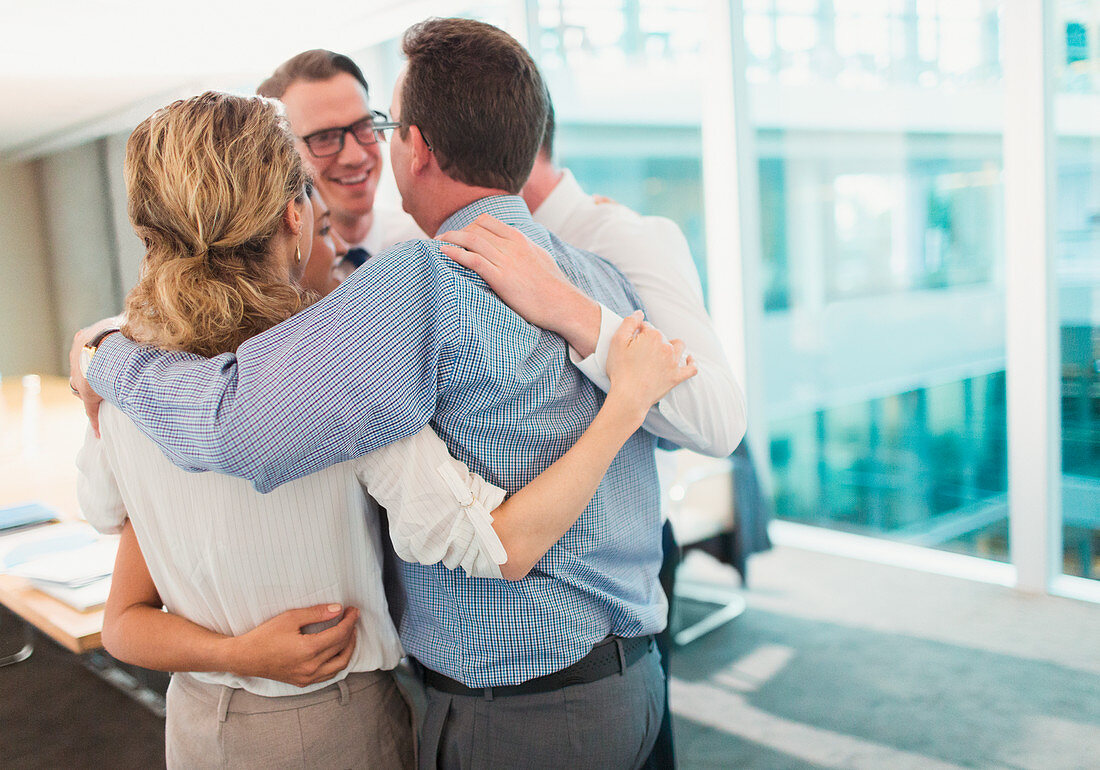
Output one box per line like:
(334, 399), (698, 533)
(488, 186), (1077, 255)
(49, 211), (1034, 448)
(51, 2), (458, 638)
(83, 245), (453, 491)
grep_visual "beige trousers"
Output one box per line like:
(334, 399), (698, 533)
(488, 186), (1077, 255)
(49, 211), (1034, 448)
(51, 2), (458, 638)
(165, 670), (414, 769)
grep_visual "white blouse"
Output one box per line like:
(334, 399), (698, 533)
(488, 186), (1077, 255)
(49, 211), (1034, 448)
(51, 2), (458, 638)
(77, 403), (507, 697)
(533, 169), (746, 460)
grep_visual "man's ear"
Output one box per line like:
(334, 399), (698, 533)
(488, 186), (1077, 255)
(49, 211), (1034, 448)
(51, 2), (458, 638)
(407, 125), (434, 175)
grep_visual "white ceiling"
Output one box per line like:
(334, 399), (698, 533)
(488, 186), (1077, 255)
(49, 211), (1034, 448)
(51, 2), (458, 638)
(0, 0), (461, 159)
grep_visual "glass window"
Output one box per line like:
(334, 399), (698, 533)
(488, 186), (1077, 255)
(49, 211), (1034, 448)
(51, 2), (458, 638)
(1057, 0), (1100, 580)
(534, 0), (709, 293)
(746, 0), (1001, 88)
(750, 1), (1010, 561)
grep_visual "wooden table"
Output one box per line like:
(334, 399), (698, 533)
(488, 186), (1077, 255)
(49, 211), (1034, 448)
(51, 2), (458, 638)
(0, 374), (105, 655)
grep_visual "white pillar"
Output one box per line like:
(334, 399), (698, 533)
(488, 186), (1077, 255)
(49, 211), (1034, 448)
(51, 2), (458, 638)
(1004, 0), (1060, 593)
(702, 0), (770, 482)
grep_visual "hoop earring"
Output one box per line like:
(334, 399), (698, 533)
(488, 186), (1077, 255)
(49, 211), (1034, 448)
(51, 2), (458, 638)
(295, 244), (301, 265)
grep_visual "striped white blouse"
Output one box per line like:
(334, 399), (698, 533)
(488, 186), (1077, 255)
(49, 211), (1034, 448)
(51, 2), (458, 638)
(76, 403), (507, 697)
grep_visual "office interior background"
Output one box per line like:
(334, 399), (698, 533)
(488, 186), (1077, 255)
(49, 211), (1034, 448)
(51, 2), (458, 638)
(1, 0), (1098, 767)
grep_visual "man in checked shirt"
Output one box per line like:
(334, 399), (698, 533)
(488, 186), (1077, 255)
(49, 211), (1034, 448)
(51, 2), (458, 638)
(71, 18), (743, 769)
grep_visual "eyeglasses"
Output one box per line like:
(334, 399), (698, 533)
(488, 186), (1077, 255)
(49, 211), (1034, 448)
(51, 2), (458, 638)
(298, 110), (402, 158)
(367, 119), (427, 148)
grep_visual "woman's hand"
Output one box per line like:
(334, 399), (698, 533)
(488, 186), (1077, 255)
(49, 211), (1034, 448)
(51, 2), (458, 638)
(437, 214), (601, 356)
(69, 316), (124, 437)
(606, 311), (697, 421)
(225, 604), (360, 688)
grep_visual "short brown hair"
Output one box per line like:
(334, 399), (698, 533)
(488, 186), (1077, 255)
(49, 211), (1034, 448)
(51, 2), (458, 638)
(540, 89), (556, 159)
(400, 18), (547, 194)
(257, 49), (370, 100)
(122, 92), (310, 358)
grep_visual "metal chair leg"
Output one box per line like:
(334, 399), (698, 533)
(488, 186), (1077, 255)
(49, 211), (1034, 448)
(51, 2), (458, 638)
(0, 618), (34, 667)
(672, 579), (747, 647)
(82, 651), (167, 717)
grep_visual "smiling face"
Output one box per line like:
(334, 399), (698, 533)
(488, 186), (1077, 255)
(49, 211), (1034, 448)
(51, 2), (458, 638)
(299, 189), (348, 296)
(280, 73), (382, 227)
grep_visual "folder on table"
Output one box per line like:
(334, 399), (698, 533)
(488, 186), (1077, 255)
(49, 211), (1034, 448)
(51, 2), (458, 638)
(7, 538), (117, 586)
(1, 521), (118, 611)
(0, 502), (60, 534)
(0, 521), (100, 571)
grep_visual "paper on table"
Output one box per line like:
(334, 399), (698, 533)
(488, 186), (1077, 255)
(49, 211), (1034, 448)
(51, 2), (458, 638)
(0, 521), (101, 571)
(31, 575), (112, 611)
(7, 538), (117, 586)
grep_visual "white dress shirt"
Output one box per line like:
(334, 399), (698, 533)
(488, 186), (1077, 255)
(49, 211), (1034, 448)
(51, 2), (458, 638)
(357, 207), (425, 257)
(77, 404), (506, 697)
(531, 169), (747, 460)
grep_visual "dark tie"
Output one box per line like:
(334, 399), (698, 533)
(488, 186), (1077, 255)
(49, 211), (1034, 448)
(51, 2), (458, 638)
(344, 246), (371, 268)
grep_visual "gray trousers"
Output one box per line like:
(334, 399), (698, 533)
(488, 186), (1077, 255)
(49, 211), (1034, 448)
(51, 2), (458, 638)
(166, 670), (414, 769)
(419, 646), (664, 770)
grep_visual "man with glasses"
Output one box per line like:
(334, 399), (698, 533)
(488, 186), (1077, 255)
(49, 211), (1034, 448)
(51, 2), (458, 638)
(258, 50), (422, 269)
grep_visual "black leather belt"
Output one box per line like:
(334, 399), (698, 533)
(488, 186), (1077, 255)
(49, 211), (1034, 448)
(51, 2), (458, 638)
(421, 635), (654, 699)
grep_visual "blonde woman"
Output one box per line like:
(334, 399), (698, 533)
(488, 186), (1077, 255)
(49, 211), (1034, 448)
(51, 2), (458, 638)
(76, 92), (695, 769)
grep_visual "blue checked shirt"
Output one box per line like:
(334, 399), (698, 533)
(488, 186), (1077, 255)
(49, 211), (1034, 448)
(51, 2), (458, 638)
(88, 195), (665, 687)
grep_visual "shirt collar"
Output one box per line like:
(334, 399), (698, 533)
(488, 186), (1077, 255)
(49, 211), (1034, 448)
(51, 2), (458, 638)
(531, 169), (587, 235)
(437, 194), (552, 251)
